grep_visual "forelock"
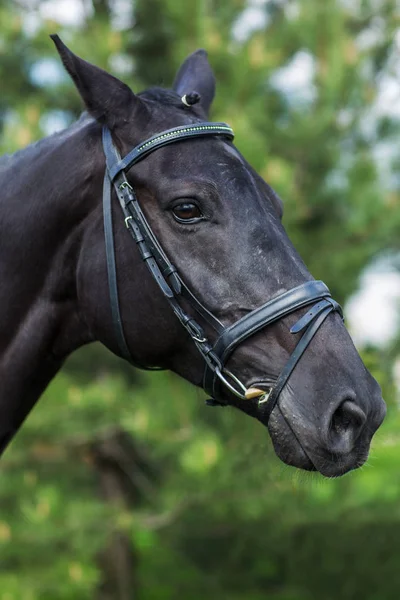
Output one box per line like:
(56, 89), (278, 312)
(138, 87), (183, 108)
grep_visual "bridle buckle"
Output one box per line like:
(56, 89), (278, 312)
(119, 181), (133, 191)
(124, 216), (133, 229)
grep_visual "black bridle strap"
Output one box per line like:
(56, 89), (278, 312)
(118, 179), (224, 333)
(212, 280), (332, 365)
(258, 302), (336, 422)
(203, 286), (342, 400)
(103, 170), (164, 369)
(103, 171), (132, 362)
(103, 130), (179, 368)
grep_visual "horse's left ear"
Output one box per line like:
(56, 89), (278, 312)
(173, 49), (216, 116)
(51, 34), (148, 129)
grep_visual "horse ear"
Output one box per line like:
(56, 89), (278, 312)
(172, 49), (216, 115)
(50, 34), (147, 129)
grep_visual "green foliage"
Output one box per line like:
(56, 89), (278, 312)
(2, 352), (400, 599)
(1, 0), (400, 598)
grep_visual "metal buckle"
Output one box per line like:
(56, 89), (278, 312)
(186, 320), (207, 344)
(192, 333), (207, 343)
(119, 181), (133, 191)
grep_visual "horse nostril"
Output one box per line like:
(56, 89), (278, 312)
(328, 399), (367, 454)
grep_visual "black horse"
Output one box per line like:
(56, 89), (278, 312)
(0, 37), (385, 476)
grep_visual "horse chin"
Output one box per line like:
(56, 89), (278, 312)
(268, 409), (317, 472)
(267, 407), (370, 478)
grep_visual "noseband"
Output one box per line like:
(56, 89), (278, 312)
(102, 121), (342, 423)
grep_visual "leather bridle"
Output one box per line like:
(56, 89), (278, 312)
(102, 121), (343, 423)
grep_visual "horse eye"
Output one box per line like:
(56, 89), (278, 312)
(172, 202), (203, 223)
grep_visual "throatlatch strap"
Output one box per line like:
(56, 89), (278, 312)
(103, 172), (132, 362)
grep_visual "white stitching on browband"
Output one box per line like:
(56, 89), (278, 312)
(136, 125), (233, 152)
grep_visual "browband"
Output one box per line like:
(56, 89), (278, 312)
(104, 123), (234, 181)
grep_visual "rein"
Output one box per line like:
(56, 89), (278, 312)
(102, 121), (342, 422)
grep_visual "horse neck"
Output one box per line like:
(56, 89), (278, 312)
(0, 116), (102, 338)
(0, 119), (103, 452)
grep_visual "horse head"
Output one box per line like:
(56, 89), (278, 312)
(21, 36), (384, 477)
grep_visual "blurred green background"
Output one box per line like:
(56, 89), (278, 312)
(2, 0), (400, 598)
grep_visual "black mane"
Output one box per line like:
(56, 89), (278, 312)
(139, 86), (185, 108)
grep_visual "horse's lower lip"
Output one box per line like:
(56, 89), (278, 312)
(310, 446), (369, 477)
(273, 443), (367, 477)
(271, 440), (317, 472)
